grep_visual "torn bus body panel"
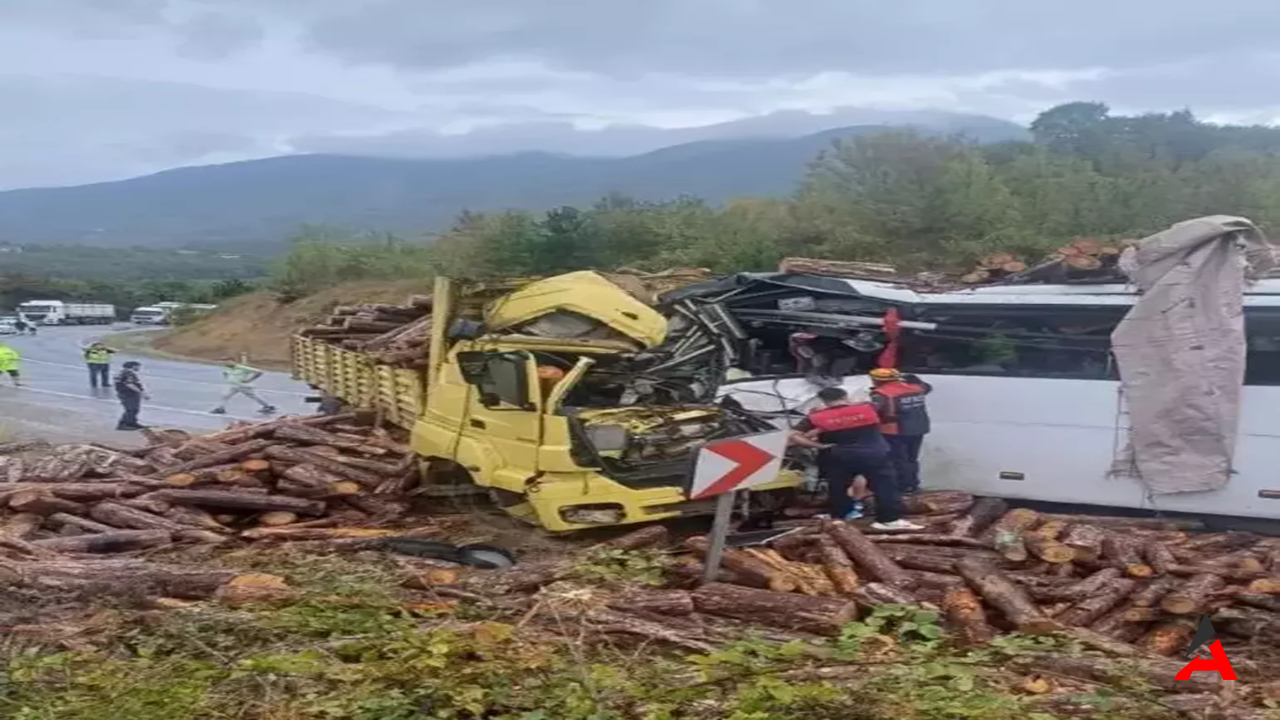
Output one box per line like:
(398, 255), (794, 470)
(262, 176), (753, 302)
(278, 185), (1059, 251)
(1111, 216), (1277, 495)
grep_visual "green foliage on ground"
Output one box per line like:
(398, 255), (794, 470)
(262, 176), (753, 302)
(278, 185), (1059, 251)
(0, 552), (1187, 720)
(269, 103), (1280, 298)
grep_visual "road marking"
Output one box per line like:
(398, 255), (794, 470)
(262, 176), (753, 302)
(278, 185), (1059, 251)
(7, 385), (267, 422)
(20, 358), (310, 397)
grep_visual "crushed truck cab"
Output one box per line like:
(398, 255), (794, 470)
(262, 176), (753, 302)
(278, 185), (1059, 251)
(293, 272), (801, 531)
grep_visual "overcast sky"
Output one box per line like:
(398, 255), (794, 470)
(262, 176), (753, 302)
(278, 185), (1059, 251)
(4, 0), (1280, 189)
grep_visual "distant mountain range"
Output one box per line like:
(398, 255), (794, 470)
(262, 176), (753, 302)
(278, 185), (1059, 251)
(0, 113), (1027, 249)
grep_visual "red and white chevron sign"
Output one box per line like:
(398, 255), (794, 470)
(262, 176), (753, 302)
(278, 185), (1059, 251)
(688, 430), (788, 500)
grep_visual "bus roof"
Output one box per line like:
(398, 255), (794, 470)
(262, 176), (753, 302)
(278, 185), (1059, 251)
(823, 277), (1280, 308)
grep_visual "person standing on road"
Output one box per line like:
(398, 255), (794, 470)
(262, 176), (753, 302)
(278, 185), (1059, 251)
(869, 368), (933, 494)
(83, 341), (116, 390)
(788, 386), (922, 530)
(0, 342), (21, 387)
(211, 358), (277, 415)
(114, 360), (148, 430)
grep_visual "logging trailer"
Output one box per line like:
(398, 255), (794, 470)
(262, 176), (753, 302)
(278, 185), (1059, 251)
(292, 272), (802, 532)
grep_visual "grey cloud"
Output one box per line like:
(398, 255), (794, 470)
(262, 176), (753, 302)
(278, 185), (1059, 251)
(174, 11), (264, 60)
(291, 107), (1020, 158)
(0, 75), (405, 188)
(225, 0), (1280, 79)
(1058, 53), (1280, 113)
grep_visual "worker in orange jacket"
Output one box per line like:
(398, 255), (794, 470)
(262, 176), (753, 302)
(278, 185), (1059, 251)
(869, 368), (933, 494)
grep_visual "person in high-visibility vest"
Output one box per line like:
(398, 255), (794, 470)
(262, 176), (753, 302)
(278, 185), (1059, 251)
(83, 342), (117, 390)
(869, 367), (933, 494)
(211, 358), (277, 415)
(0, 342), (20, 387)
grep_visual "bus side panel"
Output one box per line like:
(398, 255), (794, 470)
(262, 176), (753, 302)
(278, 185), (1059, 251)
(908, 375), (1148, 509)
(1143, 385), (1280, 518)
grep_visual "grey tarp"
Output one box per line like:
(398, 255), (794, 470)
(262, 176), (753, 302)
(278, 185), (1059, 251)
(1111, 216), (1276, 495)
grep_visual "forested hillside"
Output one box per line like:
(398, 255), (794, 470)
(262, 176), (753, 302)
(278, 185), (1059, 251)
(270, 103), (1280, 298)
(0, 118), (1024, 248)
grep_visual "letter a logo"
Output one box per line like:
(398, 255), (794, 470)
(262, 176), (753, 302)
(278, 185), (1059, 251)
(1175, 614), (1237, 681)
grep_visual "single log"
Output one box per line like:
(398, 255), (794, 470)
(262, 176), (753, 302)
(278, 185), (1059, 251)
(899, 491), (974, 517)
(743, 549), (833, 596)
(1040, 514), (1204, 531)
(9, 491), (87, 516)
(668, 556), (753, 587)
(1143, 540), (1178, 576)
(1054, 578), (1137, 626)
(0, 558), (237, 599)
(825, 521), (911, 586)
(1025, 535), (1076, 564)
(1247, 577), (1280, 595)
(1025, 520), (1064, 542)
(1235, 593), (1280, 613)
(90, 502), (187, 531)
(240, 527), (399, 541)
(48, 513), (115, 534)
(272, 424), (387, 456)
(770, 530), (821, 561)
(1184, 531), (1258, 553)
(32, 530), (172, 553)
(985, 508), (1040, 562)
(158, 439), (275, 475)
(607, 589), (694, 617)
(685, 536), (798, 592)
(203, 413), (358, 445)
(122, 493), (172, 515)
(1102, 534), (1154, 578)
(853, 582), (925, 608)
(1138, 620), (1197, 656)
(164, 506), (229, 532)
(241, 459), (272, 474)
(1015, 652), (1221, 693)
(152, 489), (326, 516)
(258, 511), (299, 527)
(589, 525), (671, 553)
(1214, 607), (1280, 641)
(943, 587), (995, 647)
(1034, 568), (1123, 603)
(955, 557), (1059, 634)
(1161, 574), (1226, 615)
(814, 537), (860, 596)
(865, 534), (990, 548)
(1164, 563), (1265, 580)
(264, 447), (382, 488)
(1089, 604), (1154, 639)
(692, 582), (857, 636)
(0, 512), (43, 540)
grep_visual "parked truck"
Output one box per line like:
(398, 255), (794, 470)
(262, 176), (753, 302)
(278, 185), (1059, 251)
(292, 272), (802, 532)
(17, 300), (116, 325)
(130, 302), (217, 325)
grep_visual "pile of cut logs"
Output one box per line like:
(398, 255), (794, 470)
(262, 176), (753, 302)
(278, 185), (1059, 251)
(0, 413), (421, 558)
(298, 295), (434, 365)
(675, 492), (1280, 665)
(961, 238), (1129, 285)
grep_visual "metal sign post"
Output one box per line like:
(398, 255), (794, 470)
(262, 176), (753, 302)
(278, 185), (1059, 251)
(687, 430), (788, 584)
(701, 491), (738, 584)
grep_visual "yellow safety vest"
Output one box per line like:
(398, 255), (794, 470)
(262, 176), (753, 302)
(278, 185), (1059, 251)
(86, 348), (112, 364)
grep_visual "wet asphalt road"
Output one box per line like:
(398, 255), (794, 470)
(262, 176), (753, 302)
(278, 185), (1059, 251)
(0, 325), (313, 439)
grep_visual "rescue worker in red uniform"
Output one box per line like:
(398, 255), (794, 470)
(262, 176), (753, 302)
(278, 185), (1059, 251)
(869, 368), (933, 494)
(789, 386), (924, 530)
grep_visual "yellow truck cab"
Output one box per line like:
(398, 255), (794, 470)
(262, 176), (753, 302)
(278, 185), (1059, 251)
(293, 271), (801, 531)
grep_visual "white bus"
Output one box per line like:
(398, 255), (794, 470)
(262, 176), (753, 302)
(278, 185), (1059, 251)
(719, 278), (1280, 521)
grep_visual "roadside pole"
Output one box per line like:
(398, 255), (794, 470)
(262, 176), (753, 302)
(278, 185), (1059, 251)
(687, 430), (788, 584)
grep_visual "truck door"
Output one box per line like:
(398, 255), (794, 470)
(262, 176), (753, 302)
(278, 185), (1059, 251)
(456, 351), (544, 492)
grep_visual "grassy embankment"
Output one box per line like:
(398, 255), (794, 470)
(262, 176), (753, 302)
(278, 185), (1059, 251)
(108, 280), (427, 371)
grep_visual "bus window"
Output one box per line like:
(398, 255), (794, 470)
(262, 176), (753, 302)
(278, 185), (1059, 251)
(1246, 308), (1280, 386)
(900, 306), (1124, 381)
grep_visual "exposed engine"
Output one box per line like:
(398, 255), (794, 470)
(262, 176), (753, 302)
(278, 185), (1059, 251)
(573, 404), (778, 489)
